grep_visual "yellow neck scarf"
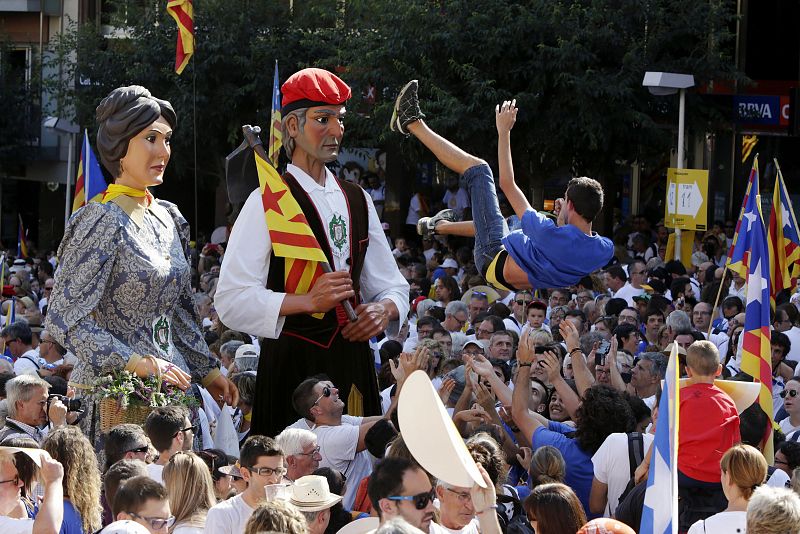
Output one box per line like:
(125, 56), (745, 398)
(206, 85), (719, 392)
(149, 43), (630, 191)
(102, 184), (154, 205)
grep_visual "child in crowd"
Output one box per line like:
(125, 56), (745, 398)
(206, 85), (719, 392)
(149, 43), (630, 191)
(391, 82), (614, 292)
(679, 340), (740, 484)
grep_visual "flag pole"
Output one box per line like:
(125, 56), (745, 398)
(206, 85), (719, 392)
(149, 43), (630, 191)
(708, 264), (729, 337)
(241, 125), (358, 323)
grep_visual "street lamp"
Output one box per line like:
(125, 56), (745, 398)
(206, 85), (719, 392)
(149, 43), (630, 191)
(643, 71), (695, 259)
(43, 116), (80, 226)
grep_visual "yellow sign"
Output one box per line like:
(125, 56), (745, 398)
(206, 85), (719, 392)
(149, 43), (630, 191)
(665, 168), (709, 230)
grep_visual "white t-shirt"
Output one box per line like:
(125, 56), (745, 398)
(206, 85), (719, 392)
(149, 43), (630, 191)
(314, 423), (373, 510)
(428, 518), (480, 533)
(443, 188), (470, 219)
(767, 467), (791, 488)
(406, 194), (423, 226)
(286, 415), (363, 432)
(173, 524), (204, 534)
(13, 350), (42, 376)
(784, 326), (800, 365)
(592, 432), (655, 517)
(613, 283), (644, 307)
(146, 463), (164, 484)
(0, 516), (34, 534)
(779, 417), (800, 437)
(686, 510), (746, 534)
(204, 494), (254, 534)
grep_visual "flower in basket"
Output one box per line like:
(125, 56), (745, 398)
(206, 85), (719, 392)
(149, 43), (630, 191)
(92, 371), (197, 409)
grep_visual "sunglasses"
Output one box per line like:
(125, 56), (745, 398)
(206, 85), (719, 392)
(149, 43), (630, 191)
(387, 488), (436, 510)
(515, 299), (532, 306)
(314, 386), (332, 406)
(127, 445), (149, 454)
(129, 512), (175, 531)
(174, 425), (198, 437)
(780, 390), (799, 399)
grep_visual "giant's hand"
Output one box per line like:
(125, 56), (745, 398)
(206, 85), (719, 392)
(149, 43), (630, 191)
(308, 271), (355, 313)
(206, 374), (239, 407)
(341, 302), (390, 342)
(133, 356), (192, 391)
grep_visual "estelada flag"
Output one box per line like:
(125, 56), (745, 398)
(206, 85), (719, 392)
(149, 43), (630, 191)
(768, 161), (800, 305)
(72, 130), (107, 213)
(727, 155), (759, 279)
(17, 216), (28, 259)
(167, 0), (194, 75)
(254, 153), (328, 300)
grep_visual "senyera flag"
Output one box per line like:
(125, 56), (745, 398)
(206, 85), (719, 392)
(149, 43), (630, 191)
(72, 130), (107, 214)
(167, 0), (194, 75)
(268, 61), (282, 167)
(254, 152), (328, 305)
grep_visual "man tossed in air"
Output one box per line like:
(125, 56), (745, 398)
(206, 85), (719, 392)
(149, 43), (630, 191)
(390, 80), (613, 291)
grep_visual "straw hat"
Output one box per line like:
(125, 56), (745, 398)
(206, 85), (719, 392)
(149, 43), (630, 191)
(289, 475), (343, 512)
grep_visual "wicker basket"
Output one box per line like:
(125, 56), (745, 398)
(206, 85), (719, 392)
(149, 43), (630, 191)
(98, 398), (154, 432)
(97, 355), (161, 432)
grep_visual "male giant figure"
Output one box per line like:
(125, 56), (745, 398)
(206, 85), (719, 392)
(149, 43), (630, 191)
(216, 68), (409, 436)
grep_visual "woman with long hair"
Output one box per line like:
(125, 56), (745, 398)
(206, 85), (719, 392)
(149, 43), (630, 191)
(163, 451), (216, 533)
(687, 444), (768, 533)
(528, 446), (566, 488)
(524, 482), (587, 534)
(42, 426), (102, 533)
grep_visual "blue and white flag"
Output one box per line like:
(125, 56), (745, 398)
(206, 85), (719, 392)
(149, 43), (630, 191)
(640, 343), (680, 534)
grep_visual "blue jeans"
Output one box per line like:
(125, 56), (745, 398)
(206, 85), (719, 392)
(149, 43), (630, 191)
(462, 163), (508, 275)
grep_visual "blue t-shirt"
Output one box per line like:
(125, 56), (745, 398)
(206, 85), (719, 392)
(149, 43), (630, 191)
(503, 209), (614, 290)
(60, 499), (84, 534)
(532, 421), (599, 520)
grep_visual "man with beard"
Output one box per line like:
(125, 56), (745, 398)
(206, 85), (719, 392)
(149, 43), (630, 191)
(217, 68), (409, 436)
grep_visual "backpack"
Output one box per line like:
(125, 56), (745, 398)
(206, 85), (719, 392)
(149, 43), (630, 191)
(496, 485), (526, 533)
(615, 432), (645, 513)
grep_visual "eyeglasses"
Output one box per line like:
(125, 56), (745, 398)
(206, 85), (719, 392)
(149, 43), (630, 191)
(0, 476), (19, 486)
(297, 446), (321, 457)
(472, 291), (487, 297)
(462, 349), (484, 356)
(387, 488), (436, 510)
(248, 465), (287, 477)
(314, 386), (332, 406)
(476, 328), (494, 337)
(515, 299), (532, 306)
(127, 445), (149, 454)
(129, 512), (175, 531)
(445, 487), (472, 503)
(780, 390), (799, 399)
(174, 424), (198, 437)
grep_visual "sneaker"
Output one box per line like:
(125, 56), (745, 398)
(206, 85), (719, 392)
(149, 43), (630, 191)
(416, 209), (456, 237)
(390, 80), (425, 135)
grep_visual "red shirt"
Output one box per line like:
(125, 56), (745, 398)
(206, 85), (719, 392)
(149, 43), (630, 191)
(678, 382), (740, 483)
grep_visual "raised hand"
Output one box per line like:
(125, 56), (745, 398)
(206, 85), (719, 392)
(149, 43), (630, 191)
(495, 100), (518, 134)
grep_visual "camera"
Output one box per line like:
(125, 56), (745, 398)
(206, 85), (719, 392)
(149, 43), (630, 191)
(47, 394), (83, 413)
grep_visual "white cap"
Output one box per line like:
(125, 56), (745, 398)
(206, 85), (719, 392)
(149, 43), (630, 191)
(234, 344), (260, 360)
(442, 258), (458, 269)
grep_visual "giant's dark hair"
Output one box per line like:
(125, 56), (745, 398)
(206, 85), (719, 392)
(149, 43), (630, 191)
(96, 86), (177, 177)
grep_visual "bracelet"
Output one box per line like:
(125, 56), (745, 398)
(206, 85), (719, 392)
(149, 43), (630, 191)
(477, 505), (498, 515)
(518, 363), (532, 367)
(569, 348), (582, 355)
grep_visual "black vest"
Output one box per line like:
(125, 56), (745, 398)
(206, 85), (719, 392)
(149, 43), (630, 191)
(265, 172), (370, 347)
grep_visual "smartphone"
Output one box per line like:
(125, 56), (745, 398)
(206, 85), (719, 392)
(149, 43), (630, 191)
(535, 345), (548, 354)
(596, 339), (610, 356)
(595, 353), (606, 367)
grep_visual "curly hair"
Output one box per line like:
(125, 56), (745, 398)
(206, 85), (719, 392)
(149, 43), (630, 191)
(43, 426), (102, 533)
(574, 385), (635, 454)
(466, 436), (506, 488)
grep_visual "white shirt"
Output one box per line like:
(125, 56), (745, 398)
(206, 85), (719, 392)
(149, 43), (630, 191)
(687, 510), (746, 534)
(428, 518), (480, 533)
(592, 432), (655, 517)
(767, 467), (791, 488)
(442, 188), (470, 219)
(780, 417), (800, 436)
(146, 463), (164, 484)
(13, 349), (42, 375)
(313, 422), (373, 510)
(286, 415), (363, 431)
(173, 525), (204, 534)
(784, 326), (800, 365)
(613, 283), (644, 307)
(215, 164), (409, 340)
(204, 494), (254, 534)
(406, 193), (424, 225)
(0, 516), (34, 534)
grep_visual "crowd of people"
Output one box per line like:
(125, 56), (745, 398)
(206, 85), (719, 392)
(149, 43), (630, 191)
(0, 72), (799, 534)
